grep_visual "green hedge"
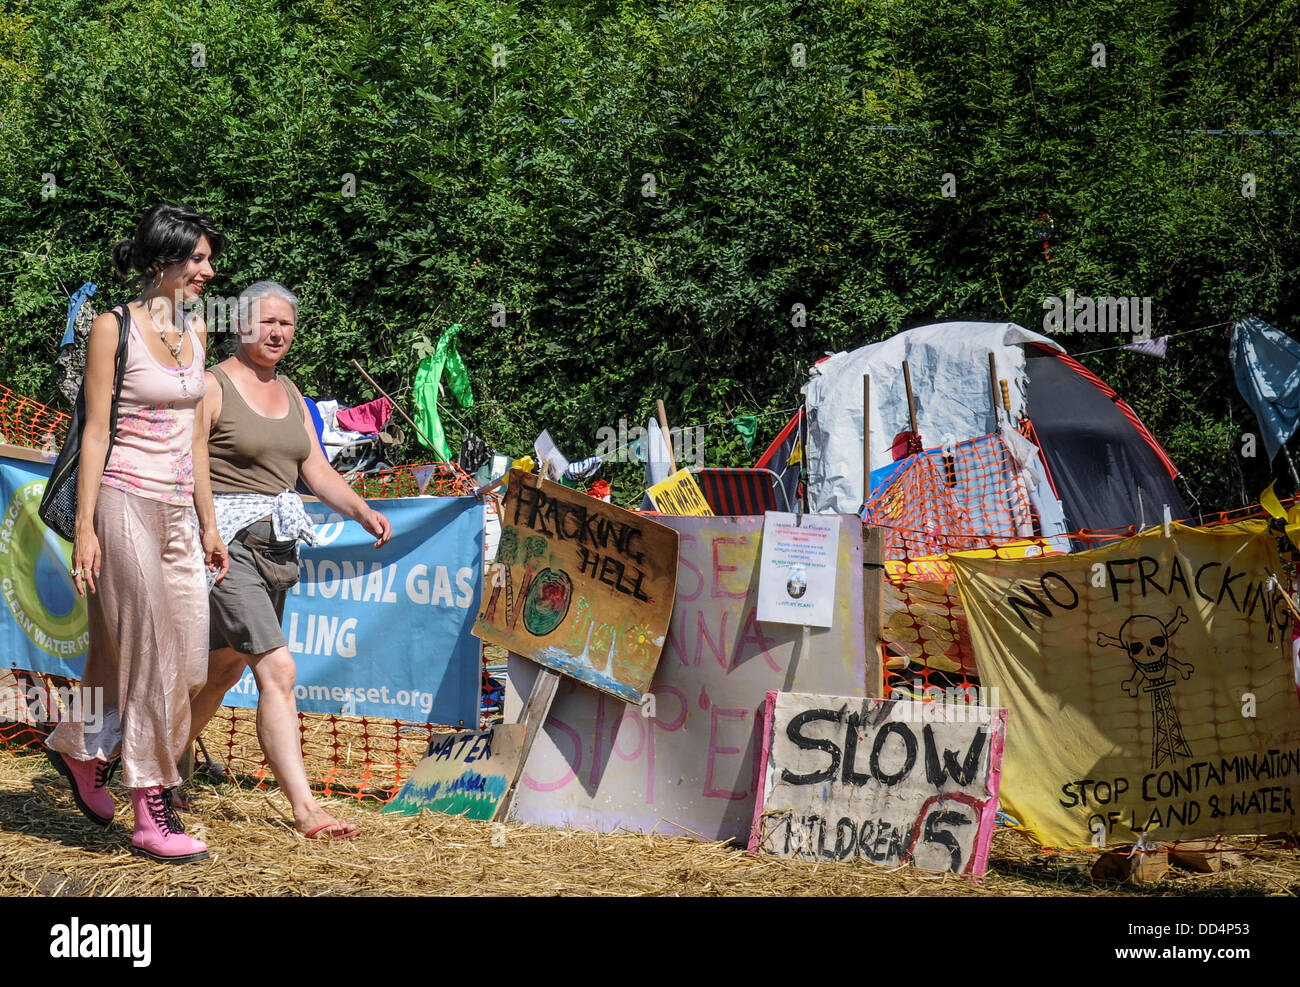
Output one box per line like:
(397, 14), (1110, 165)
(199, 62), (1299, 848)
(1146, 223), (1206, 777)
(1, 0), (1297, 508)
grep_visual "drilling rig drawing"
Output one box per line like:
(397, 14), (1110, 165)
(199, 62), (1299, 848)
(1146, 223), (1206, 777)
(1097, 607), (1194, 770)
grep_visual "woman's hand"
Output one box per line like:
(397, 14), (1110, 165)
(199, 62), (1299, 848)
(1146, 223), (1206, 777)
(203, 530), (230, 583)
(72, 529), (101, 597)
(359, 507), (392, 549)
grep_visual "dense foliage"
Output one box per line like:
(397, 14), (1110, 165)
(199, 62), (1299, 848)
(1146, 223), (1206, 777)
(1, 0), (1297, 509)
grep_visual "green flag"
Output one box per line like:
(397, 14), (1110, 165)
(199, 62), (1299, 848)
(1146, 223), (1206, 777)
(413, 323), (474, 461)
(733, 414), (758, 453)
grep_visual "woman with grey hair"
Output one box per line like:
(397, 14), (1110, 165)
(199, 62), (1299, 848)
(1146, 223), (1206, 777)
(186, 280), (391, 839)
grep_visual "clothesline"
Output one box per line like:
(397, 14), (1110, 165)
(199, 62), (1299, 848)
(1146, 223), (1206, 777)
(1072, 319), (1233, 356)
(437, 400), (799, 464)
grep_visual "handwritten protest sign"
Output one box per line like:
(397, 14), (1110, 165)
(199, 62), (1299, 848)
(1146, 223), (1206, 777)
(474, 470), (678, 704)
(384, 724), (524, 820)
(952, 521), (1300, 849)
(749, 693), (1006, 875)
(646, 468), (714, 516)
(505, 514), (866, 842)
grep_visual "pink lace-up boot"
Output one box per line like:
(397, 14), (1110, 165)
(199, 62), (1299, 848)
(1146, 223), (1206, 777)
(130, 787), (209, 864)
(46, 749), (116, 827)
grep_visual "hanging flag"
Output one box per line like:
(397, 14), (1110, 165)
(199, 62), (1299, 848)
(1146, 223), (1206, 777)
(412, 465), (436, 494)
(1121, 334), (1171, 359)
(732, 415), (758, 453)
(412, 323), (474, 461)
(1230, 315), (1300, 464)
(754, 409), (804, 513)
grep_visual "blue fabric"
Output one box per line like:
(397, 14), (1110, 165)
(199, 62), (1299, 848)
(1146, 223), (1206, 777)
(1027, 474), (1072, 553)
(302, 395), (329, 460)
(868, 457), (910, 495)
(1230, 315), (1300, 463)
(61, 282), (97, 347)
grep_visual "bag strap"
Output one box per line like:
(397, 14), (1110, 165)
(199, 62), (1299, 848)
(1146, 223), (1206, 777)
(103, 305), (131, 466)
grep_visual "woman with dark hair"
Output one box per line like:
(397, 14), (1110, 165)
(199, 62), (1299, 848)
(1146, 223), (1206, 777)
(45, 203), (229, 864)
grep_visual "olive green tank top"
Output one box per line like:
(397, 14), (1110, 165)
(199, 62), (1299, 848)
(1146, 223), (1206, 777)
(207, 365), (312, 495)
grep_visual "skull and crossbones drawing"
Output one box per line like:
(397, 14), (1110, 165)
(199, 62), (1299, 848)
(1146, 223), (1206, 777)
(1097, 608), (1192, 697)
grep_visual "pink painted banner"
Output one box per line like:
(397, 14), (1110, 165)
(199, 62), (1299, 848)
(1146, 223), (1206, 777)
(505, 515), (865, 842)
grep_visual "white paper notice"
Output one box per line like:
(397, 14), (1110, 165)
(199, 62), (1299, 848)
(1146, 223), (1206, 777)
(756, 512), (840, 627)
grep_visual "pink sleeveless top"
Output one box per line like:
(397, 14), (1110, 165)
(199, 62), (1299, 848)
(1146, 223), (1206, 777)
(100, 310), (206, 506)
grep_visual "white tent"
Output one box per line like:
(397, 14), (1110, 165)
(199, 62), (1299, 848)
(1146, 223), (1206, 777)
(805, 321), (1064, 515)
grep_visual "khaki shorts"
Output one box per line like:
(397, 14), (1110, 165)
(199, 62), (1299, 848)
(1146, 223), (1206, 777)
(208, 520), (300, 656)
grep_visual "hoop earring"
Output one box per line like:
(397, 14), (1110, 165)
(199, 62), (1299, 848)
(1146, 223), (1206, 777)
(151, 271), (162, 289)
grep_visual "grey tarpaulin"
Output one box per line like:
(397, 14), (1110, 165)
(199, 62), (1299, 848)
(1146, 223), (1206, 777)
(1230, 315), (1300, 464)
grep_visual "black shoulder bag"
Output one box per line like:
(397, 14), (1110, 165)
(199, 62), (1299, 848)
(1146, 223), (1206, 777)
(38, 305), (131, 542)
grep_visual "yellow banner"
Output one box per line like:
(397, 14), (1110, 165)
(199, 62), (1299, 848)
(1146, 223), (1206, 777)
(647, 468), (714, 517)
(951, 521), (1300, 849)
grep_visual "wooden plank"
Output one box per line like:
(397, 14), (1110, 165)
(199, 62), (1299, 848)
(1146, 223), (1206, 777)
(178, 743), (195, 783)
(656, 399), (678, 474)
(0, 443), (56, 466)
(902, 360), (918, 436)
(988, 352), (1000, 424)
(862, 374), (870, 501)
(862, 526), (885, 698)
(493, 667), (561, 822)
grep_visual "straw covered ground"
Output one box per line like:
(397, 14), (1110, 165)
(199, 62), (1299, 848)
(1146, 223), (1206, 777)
(2, 743), (1299, 897)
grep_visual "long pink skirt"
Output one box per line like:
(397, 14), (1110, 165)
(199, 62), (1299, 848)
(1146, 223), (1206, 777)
(47, 485), (208, 789)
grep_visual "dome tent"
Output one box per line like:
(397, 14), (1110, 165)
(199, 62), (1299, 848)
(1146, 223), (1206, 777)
(803, 321), (1187, 539)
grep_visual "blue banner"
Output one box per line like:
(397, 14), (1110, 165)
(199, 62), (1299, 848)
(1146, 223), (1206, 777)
(0, 454), (88, 678)
(0, 453), (483, 726)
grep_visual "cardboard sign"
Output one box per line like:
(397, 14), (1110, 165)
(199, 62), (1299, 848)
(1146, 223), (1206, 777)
(384, 724), (524, 820)
(952, 521), (1300, 849)
(749, 693), (1006, 876)
(756, 512), (841, 627)
(474, 470), (678, 704)
(505, 514), (866, 842)
(647, 468), (714, 516)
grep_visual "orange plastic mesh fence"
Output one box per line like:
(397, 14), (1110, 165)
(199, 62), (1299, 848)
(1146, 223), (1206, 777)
(862, 433), (1040, 559)
(348, 461), (479, 499)
(0, 383), (71, 452)
(0, 668), (460, 802)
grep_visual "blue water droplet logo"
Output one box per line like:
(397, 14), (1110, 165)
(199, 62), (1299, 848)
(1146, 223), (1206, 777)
(34, 549), (75, 618)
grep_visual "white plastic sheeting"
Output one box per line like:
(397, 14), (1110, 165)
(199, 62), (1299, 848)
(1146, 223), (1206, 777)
(805, 321), (1064, 514)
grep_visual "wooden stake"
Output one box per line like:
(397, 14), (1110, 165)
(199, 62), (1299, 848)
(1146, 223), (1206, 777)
(902, 360), (919, 436)
(862, 526), (885, 698)
(351, 358), (451, 464)
(862, 375), (871, 502)
(988, 352), (1000, 423)
(493, 667), (562, 822)
(656, 399), (678, 474)
(999, 379), (1011, 421)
